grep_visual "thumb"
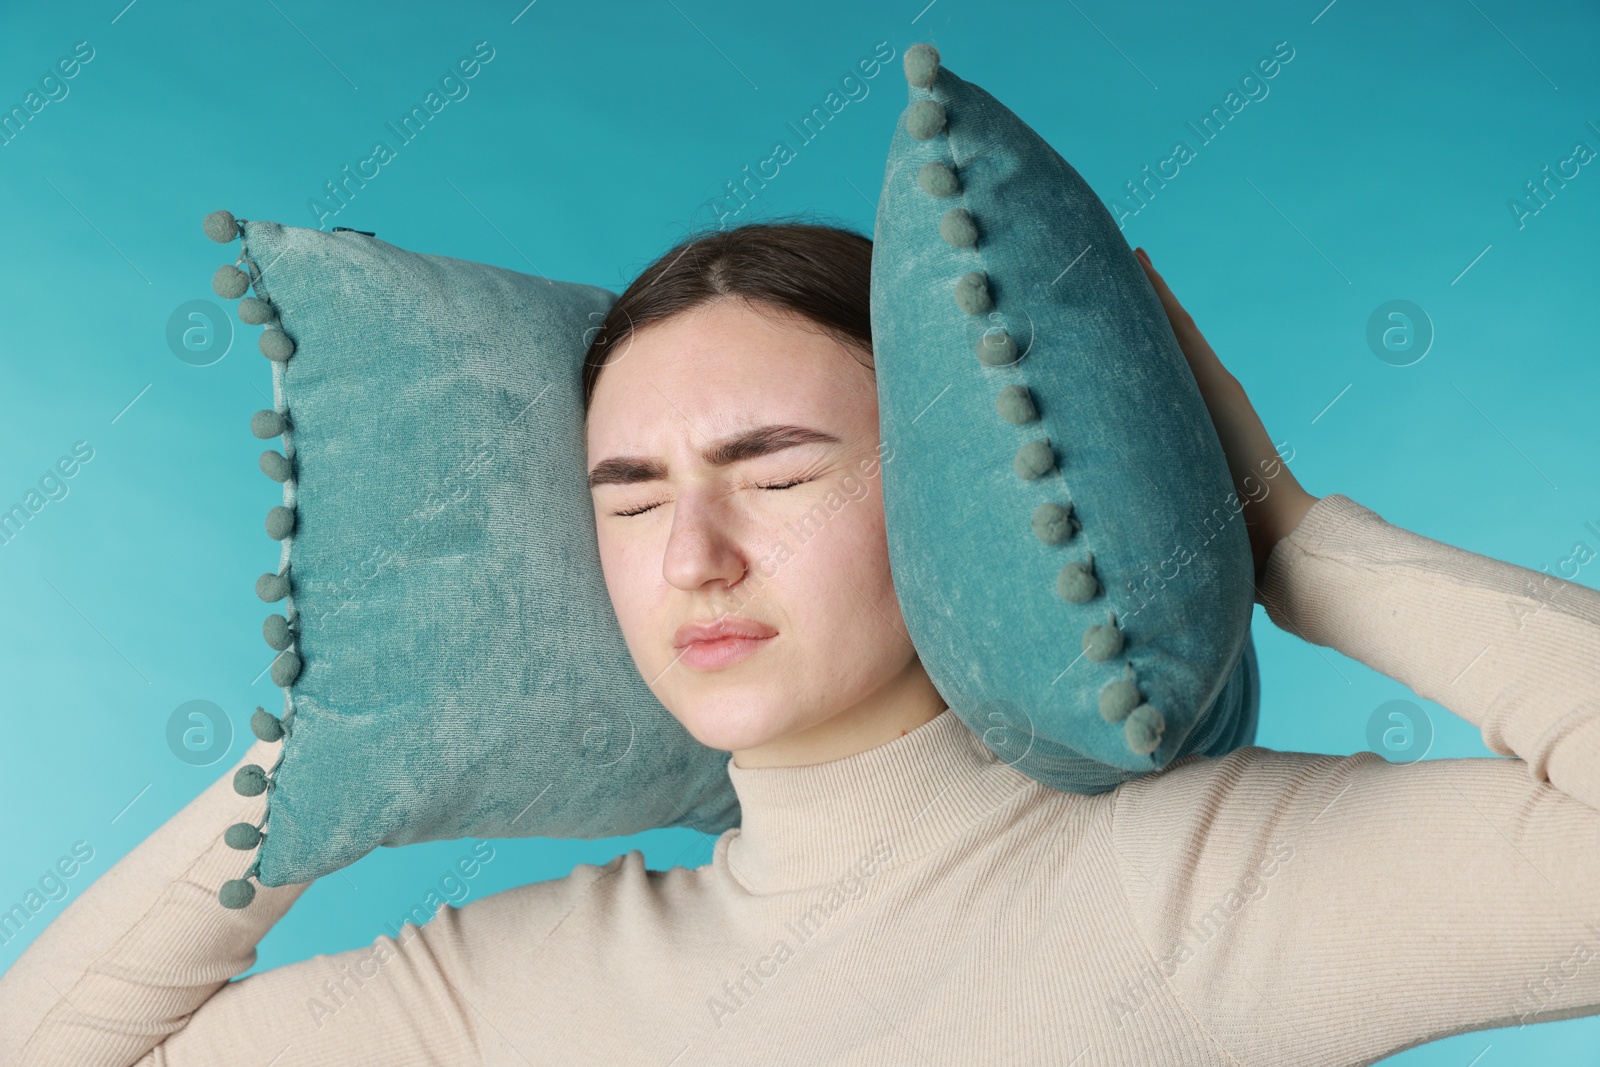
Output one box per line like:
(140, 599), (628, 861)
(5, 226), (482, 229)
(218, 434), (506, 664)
(1133, 247), (1229, 385)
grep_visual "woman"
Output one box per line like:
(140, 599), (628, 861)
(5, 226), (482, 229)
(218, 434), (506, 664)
(2, 221), (1597, 1066)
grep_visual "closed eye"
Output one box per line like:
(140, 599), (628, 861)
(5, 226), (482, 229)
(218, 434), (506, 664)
(611, 478), (812, 518)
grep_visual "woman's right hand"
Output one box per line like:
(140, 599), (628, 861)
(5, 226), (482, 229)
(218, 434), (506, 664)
(1133, 246), (1319, 587)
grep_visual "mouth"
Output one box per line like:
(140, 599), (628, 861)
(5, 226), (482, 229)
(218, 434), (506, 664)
(674, 632), (776, 672)
(672, 614), (779, 671)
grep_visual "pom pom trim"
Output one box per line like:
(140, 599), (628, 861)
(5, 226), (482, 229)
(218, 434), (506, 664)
(898, 46), (1163, 760)
(202, 211), (308, 908)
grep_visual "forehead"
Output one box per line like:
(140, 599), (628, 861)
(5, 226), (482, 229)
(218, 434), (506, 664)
(585, 300), (873, 453)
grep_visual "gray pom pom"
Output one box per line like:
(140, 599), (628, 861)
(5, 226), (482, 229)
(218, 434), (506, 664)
(1057, 553), (1099, 602)
(250, 409), (288, 439)
(259, 329), (296, 362)
(1125, 704), (1166, 755)
(918, 161), (961, 198)
(256, 571), (290, 602)
(212, 264), (249, 299)
(225, 821), (263, 849)
(234, 764), (268, 797)
(259, 449), (291, 483)
(271, 650), (302, 687)
(203, 210), (239, 243)
(1031, 501), (1076, 544)
(904, 43), (940, 88)
(219, 879), (256, 909)
(997, 384), (1037, 425)
(977, 328), (1017, 367)
(263, 614), (293, 651)
(1099, 676), (1142, 723)
(906, 98), (947, 140)
(238, 297), (273, 325)
(252, 705), (286, 740)
(265, 505), (296, 540)
(1014, 439), (1055, 479)
(954, 272), (992, 315)
(1083, 611), (1123, 662)
(940, 207), (977, 248)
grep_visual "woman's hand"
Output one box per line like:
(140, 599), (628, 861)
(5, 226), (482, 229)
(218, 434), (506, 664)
(1134, 246), (1319, 588)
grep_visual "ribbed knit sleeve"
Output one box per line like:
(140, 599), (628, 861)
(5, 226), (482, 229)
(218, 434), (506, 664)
(1257, 493), (1600, 810)
(1111, 493), (1600, 1065)
(0, 737), (486, 1066)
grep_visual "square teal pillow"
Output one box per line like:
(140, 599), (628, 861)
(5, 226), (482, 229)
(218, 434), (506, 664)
(870, 43), (1260, 792)
(201, 215), (742, 908)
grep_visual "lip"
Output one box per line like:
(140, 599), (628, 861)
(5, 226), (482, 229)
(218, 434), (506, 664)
(674, 616), (778, 648)
(673, 616), (778, 672)
(677, 634), (774, 671)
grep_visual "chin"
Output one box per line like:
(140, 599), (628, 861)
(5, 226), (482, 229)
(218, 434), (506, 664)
(666, 688), (795, 753)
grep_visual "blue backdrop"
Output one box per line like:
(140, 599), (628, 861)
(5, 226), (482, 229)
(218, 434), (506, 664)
(2, 1), (1597, 1062)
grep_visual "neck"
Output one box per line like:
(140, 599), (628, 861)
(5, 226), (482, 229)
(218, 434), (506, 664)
(721, 706), (1038, 894)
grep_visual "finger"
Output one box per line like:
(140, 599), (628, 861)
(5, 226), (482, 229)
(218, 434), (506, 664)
(1134, 248), (1173, 304)
(1135, 255), (1203, 347)
(1134, 250), (1227, 381)
(1134, 250), (1187, 321)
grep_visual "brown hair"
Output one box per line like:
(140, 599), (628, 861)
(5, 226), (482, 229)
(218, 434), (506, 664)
(581, 216), (875, 421)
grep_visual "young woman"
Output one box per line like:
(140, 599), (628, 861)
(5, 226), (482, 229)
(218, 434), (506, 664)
(2, 221), (1597, 1066)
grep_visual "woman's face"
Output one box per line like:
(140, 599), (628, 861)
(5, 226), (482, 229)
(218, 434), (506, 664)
(585, 298), (920, 762)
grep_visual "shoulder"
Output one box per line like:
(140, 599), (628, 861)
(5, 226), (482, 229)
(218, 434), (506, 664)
(463, 847), (708, 917)
(1108, 746), (1385, 884)
(413, 848), (705, 942)
(1113, 742), (1390, 817)
(1114, 744), (1380, 815)
(1104, 742), (1559, 917)
(407, 847), (716, 979)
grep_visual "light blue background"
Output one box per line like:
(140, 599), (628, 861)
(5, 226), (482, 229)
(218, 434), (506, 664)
(2, 1), (1597, 1062)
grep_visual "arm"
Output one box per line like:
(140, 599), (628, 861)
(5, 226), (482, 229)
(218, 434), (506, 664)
(1114, 250), (1600, 1062)
(0, 735), (483, 1066)
(1258, 492), (1600, 811)
(1112, 494), (1600, 1064)
(1132, 243), (1599, 811)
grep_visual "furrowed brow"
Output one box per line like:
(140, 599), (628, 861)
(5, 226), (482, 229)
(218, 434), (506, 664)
(587, 424), (841, 489)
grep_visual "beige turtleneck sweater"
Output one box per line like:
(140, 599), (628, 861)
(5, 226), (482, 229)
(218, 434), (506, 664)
(2, 492), (1598, 1066)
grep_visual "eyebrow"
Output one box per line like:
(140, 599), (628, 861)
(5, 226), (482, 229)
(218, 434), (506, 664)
(587, 424), (843, 489)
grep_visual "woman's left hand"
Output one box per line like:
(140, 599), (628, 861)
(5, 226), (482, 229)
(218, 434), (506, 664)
(1134, 246), (1320, 587)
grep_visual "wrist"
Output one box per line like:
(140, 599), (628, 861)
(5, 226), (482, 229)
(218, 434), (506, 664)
(1250, 489), (1319, 588)
(1273, 490), (1320, 546)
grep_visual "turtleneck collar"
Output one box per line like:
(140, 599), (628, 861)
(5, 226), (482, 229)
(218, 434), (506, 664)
(721, 708), (1036, 895)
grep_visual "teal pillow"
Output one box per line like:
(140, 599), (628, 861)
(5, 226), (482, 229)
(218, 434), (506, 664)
(870, 43), (1260, 791)
(201, 215), (741, 908)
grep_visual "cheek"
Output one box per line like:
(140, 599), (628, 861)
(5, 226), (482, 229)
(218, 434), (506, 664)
(828, 481), (892, 580)
(595, 530), (654, 644)
(776, 489), (899, 630)
(837, 489), (910, 638)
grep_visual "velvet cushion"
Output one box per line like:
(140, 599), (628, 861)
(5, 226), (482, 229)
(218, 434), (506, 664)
(869, 43), (1260, 793)
(202, 216), (741, 907)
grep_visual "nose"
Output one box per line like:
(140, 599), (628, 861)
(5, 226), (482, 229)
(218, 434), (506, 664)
(660, 480), (751, 596)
